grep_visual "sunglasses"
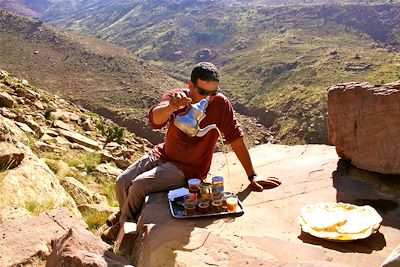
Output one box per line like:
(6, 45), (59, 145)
(195, 84), (220, 96)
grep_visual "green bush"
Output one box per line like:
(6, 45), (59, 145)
(96, 123), (125, 148)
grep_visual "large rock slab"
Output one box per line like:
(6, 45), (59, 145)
(46, 226), (131, 267)
(57, 128), (101, 151)
(0, 115), (79, 216)
(0, 208), (87, 266)
(327, 81), (400, 174)
(139, 144), (400, 267)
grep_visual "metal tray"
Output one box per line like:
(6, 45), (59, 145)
(169, 198), (244, 219)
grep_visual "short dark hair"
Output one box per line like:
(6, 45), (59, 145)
(190, 62), (220, 84)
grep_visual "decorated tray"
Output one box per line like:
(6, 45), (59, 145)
(298, 202), (382, 242)
(169, 197), (244, 219)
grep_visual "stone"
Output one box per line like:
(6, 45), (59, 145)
(114, 158), (132, 170)
(52, 119), (71, 130)
(0, 206), (32, 223)
(0, 116), (79, 216)
(57, 128), (101, 150)
(35, 140), (67, 153)
(0, 208), (87, 266)
(82, 118), (95, 131)
(95, 163), (123, 178)
(327, 82), (400, 174)
(14, 121), (35, 135)
(0, 142), (24, 170)
(138, 144), (400, 267)
(0, 92), (16, 108)
(0, 107), (17, 119)
(382, 244), (400, 267)
(33, 100), (45, 110)
(16, 114), (44, 138)
(0, 115), (29, 144)
(15, 87), (38, 100)
(46, 227), (131, 266)
(113, 222), (138, 259)
(60, 176), (107, 205)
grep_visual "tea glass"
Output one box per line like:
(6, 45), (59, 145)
(226, 195), (238, 212)
(184, 196), (197, 216)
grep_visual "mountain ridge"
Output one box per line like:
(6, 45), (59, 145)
(39, 0), (400, 144)
(0, 9), (271, 147)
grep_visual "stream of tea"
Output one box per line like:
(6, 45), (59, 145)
(215, 127), (230, 185)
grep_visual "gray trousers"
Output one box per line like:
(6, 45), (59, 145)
(116, 153), (186, 225)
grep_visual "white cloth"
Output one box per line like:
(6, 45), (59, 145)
(168, 187), (189, 201)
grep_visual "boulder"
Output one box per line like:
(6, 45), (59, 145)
(0, 142), (24, 170)
(0, 206), (32, 223)
(0, 92), (15, 108)
(0, 115), (29, 144)
(57, 128), (101, 150)
(46, 227), (131, 267)
(0, 208), (87, 266)
(138, 144), (399, 267)
(0, 115), (79, 216)
(327, 82), (400, 174)
(60, 176), (107, 206)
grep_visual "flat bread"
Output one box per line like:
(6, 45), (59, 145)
(335, 204), (382, 234)
(300, 202), (347, 230)
(298, 202), (382, 241)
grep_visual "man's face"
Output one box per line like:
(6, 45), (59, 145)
(189, 79), (219, 103)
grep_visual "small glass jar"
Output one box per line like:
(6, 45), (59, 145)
(212, 176), (224, 199)
(200, 182), (213, 201)
(211, 199), (223, 213)
(198, 200), (210, 214)
(188, 178), (201, 194)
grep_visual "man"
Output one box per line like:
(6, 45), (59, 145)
(102, 62), (280, 241)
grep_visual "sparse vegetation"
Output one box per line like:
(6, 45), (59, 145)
(100, 180), (118, 207)
(96, 123), (125, 148)
(24, 199), (55, 216)
(44, 159), (60, 174)
(81, 152), (102, 173)
(44, 107), (55, 120)
(81, 209), (109, 232)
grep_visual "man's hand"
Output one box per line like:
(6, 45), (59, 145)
(249, 175), (281, 191)
(169, 92), (192, 112)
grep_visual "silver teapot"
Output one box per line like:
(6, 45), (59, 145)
(174, 96), (217, 137)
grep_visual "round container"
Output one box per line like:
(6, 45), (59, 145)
(226, 195), (238, 212)
(198, 201), (210, 214)
(211, 199), (223, 213)
(222, 192), (233, 211)
(188, 178), (201, 194)
(212, 176), (224, 199)
(184, 197), (197, 216)
(200, 182), (213, 200)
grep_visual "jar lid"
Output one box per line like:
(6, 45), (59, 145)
(212, 176), (224, 182)
(188, 178), (201, 185)
(201, 182), (212, 187)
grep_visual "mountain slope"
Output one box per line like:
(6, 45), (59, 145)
(0, 9), (270, 147)
(40, 1), (400, 144)
(0, 9), (183, 144)
(0, 0), (38, 17)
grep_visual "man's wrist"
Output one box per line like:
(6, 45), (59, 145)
(166, 104), (176, 114)
(248, 173), (257, 181)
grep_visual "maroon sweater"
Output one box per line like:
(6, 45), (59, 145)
(149, 89), (243, 180)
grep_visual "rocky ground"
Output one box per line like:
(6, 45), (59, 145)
(139, 144), (400, 266)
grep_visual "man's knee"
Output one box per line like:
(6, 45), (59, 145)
(128, 179), (148, 198)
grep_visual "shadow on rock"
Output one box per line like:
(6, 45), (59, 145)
(332, 159), (400, 230)
(298, 230), (386, 254)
